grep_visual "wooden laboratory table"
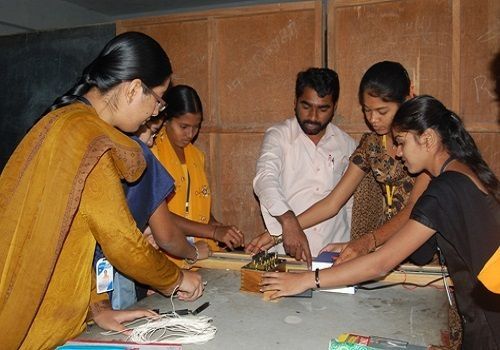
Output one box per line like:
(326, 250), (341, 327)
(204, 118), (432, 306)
(76, 268), (449, 349)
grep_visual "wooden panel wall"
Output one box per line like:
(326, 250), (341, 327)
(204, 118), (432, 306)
(459, 0), (500, 176)
(329, 0), (499, 173)
(330, 0), (453, 129)
(118, 0), (499, 241)
(117, 2), (322, 240)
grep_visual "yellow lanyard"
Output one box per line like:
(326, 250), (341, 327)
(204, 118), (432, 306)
(385, 184), (396, 208)
(382, 135), (396, 211)
(181, 163), (190, 215)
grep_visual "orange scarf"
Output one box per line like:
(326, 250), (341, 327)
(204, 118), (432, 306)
(479, 247), (500, 293)
(152, 130), (218, 254)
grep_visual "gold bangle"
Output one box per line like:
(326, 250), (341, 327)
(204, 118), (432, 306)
(272, 234), (283, 246)
(184, 244), (199, 265)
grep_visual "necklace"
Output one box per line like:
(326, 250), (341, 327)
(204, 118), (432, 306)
(440, 156), (455, 174)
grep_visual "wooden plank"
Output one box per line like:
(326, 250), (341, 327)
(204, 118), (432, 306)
(378, 270), (453, 287)
(116, 1), (318, 28)
(194, 252), (452, 286)
(194, 251), (252, 270)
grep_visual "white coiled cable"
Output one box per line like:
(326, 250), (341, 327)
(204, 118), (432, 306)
(103, 284), (216, 344)
(127, 314), (216, 344)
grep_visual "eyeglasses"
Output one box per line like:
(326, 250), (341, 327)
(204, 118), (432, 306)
(141, 82), (166, 113)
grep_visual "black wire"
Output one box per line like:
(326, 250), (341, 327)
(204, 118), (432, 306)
(356, 276), (446, 290)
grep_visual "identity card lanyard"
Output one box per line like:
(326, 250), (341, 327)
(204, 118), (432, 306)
(382, 135), (396, 218)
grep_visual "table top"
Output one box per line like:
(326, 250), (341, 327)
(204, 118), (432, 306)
(77, 268), (449, 349)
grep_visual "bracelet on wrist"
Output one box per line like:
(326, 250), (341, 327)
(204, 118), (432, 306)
(185, 244), (199, 265)
(272, 234), (283, 246)
(314, 268), (321, 288)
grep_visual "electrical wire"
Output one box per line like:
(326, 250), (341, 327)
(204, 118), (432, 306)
(356, 276), (447, 290)
(102, 284), (216, 344)
(127, 314), (216, 344)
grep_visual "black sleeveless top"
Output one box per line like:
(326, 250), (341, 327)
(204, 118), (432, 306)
(411, 171), (500, 350)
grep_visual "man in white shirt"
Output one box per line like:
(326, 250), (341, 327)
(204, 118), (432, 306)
(249, 68), (356, 267)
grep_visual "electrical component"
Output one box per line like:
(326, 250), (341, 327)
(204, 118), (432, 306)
(240, 251), (286, 293)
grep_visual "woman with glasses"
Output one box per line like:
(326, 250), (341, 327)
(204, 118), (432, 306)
(153, 85), (245, 257)
(0, 32), (204, 349)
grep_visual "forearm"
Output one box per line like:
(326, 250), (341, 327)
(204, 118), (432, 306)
(316, 248), (393, 289)
(276, 210), (299, 230)
(156, 234), (197, 260)
(371, 206), (412, 247)
(84, 155), (181, 294)
(372, 172), (430, 247)
(298, 163), (364, 229)
(95, 221), (182, 294)
(172, 213), (216, 239)
(149, 203), (197, 260)
(297, 198), (340, 230)
(317, 220), (435, 289)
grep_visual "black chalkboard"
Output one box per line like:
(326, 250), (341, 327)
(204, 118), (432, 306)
(0, 24), (115, 170)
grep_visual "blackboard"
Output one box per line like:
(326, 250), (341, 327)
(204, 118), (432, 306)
(0, 24), (115, 170)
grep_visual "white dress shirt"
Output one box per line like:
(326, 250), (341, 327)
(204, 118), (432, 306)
(253, 117), (357, 256)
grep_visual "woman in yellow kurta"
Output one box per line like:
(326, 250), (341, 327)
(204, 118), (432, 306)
(0, 32), (203, 350)
(153, 85), (244, 256)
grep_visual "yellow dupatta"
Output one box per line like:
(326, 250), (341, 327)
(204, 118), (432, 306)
(479, 247), (500, 293)
(0, 104), (146, 348)
(152, 130), (219, 255)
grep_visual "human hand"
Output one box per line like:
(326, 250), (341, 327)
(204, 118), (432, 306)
(245, 230), (275, 254)
(335, 234), (374, 265)
(177, 270), (204, 301)
(318, 242), (346, 255)
(195, 240), (210, 260)
(93, 307), (158, 335)
(281, 217), (312, 268)
(213, 224), (244, 250)
(260, 271), (312, 300)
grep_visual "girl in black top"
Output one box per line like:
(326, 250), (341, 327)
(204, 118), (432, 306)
(260, 95), (500, 349)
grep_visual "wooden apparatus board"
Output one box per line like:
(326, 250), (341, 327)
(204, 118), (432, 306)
(194, 251), (453, 287)
(194, 251), (308, 270)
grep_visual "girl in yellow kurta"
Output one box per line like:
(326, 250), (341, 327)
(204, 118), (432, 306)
(153, 85), (244, 257)
(0, 32), (203, 350)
